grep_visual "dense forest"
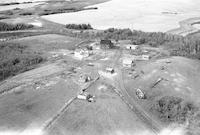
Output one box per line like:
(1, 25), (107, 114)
(66, 24), (93, 30)
(67, 28), (200, 59)
(0, 43), (44, 81)
(0, 22), (34, 31)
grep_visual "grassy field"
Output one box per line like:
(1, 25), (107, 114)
(47, 79), (154, 135)
(0, 76), (79, 132)
(9, 34), (83, 52)
(121, 56), (200, 134)
(0, 0), (200, 135)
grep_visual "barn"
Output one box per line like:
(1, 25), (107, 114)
(100, 39), (114, 49)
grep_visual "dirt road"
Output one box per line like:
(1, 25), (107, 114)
(110, 49), (162, 134)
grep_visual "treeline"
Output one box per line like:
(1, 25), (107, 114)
(0, 1), (32, 6)
(0, 22), (34, 31)
(39, 8), (77, 16)
(67, 28), (200, 59)
(66, 24), (93, 30)
(0, 43), (45, 81)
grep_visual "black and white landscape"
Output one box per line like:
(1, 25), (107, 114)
(0, 0), (200, 135)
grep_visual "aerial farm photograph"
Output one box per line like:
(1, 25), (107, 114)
(0, 0), (200, 135)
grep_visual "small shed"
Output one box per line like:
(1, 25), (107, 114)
(74, 49), (90, 59)
(133, 55), (150, 61)
(136, 89), (145, 99)
(106, 67), (115, 74)
(141, 55), (150, 61)
(79, 74), (91, 83)
(123, 58), (135, 68)
(77, 92), (95, 102)
(126, 45), (139, 50)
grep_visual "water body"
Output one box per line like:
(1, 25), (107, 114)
(42, 0), (200, 32)
(193, 24), (200, 30)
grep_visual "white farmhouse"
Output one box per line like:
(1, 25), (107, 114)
(141, 55), (150, 61)
(125, 44), (139, 50)
(74, 49), (90, 59)
(123, 58), (135, 68)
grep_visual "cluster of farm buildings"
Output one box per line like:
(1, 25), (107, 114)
(74, 39), (150, 101)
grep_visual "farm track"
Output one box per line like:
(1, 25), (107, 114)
(110, 49), (161, 134)
(117, 72), (162, 134)
(42, 96), (77, 130)
(42, 76), (100, 131)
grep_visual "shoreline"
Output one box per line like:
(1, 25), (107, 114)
(167, 17), (200, 36)
(1, 0), (200, 37)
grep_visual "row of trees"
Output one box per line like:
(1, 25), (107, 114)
(0, 22), (34, 31)
(66, 27), (200, 59)
(0, 43), (44, 81)
(66, 24), (93, 30)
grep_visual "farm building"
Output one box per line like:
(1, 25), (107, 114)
(141, 55), (150, 61)
(132, 55), (150, 61)
(74, 48), (91, 59)
(79, 74), (91, 83)
(106, 67), (115, 74)
(125, 44), (139, 50)
(122, 58), (135, 68)
(136, 89), (145, 99)
(100, 39), (114, 49)
(77, 92), (95, 102)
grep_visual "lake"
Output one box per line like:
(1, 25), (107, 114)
(42, 0), (200, 32)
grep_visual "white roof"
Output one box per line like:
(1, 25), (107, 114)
(106, 67), (114, 71)
(126, 44), (138, 46)
(123, 58), (133, 64)
(142, 55), (150, 58)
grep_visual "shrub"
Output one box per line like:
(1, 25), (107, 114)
(0, 16), (9, 20)
(66, 24), (93, 30)
(19, 12), (33, 16)
(0, 22), (34, 31)
(152, 96), (196, 123)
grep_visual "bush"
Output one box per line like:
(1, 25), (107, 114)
(0, 16), (9, 20)
(66, 24), (93, 30)
(0, 43), (44, 81)
(0, 22), (34, 31)
(19, 12), (33, 16)
(152, 96), (195, 123)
